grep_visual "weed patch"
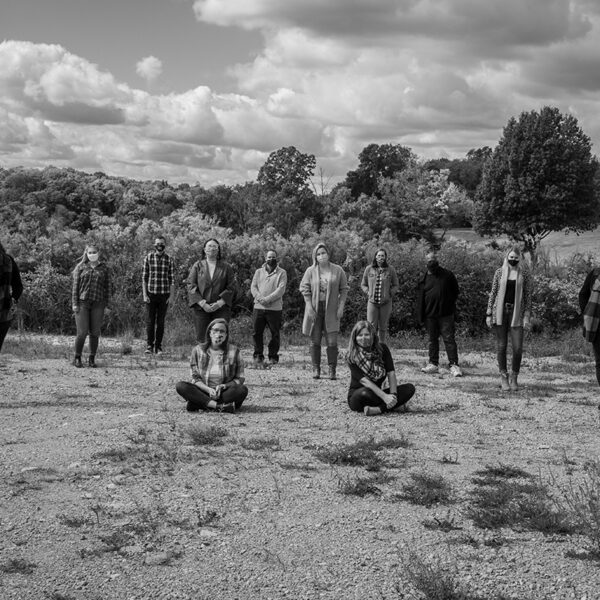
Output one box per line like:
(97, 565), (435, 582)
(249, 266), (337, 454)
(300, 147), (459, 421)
(314, 436), (407, 471)
(395, 471), (454, 507)
(338, 472), (393, 497)
(187, 424), (229, 446)
(0, 557), (37, 574)
(240, 436), (281, 451)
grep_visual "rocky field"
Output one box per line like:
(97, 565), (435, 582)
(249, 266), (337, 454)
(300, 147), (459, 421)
(1, 336), (600, 600)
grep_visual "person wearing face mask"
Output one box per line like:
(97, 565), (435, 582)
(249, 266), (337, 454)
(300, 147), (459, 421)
(579, 264), (600, 401)
(486, 246), (533, 392)
(186, 238), (237, 343)
(175, 318), (248, 413)
(0, 240), (23, 354)
(347, 320), (415, 416)
(71, 244), (111, 368)
(250, 249), (287, 367)
(300, 242), (348, 380)
(416, 249), (462, 377)
(142, 236), (175, 356)
(361, 247), (399, 344)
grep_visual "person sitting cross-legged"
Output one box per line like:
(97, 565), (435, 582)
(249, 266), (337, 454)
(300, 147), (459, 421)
(175, 318), (248, 413)
(347, 320), (415, 416)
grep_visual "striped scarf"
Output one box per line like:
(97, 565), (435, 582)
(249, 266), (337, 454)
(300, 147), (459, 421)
(583, 272), (600, 342)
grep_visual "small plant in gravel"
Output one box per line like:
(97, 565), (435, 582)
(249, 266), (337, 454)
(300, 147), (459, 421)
(338, 472), (393, 497)
(422, 512), (462, 532)
(0, 557), (37, 574)
(467, 468), (575, 534)
(399, 552), (512, 600)
(187, 424), (229, 446)
(57, 513), (91, 528)
(98, 530), (134, 553)
(395, 471), (454, 507)
(240, 436), (281, 451)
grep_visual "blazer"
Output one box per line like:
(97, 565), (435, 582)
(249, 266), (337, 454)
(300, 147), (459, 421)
(299, 263), (348, 336)
(186, 259), (236, 308)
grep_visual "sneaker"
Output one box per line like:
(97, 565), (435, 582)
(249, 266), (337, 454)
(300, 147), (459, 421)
(364, 406), (382, 416)
(253, 357), (265, 369)
(145, 347), (153, 355)
(450, 365), (463, 377)
(155, 349), (163, 357)
(268, 358), (278, 366)
(421, 363), (439, 374)
(219, 402), (236, 414)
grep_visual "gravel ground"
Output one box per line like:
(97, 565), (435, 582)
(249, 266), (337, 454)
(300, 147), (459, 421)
(1, 337), (600, 600)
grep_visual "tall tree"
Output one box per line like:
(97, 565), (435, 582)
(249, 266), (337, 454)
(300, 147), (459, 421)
(474, 106), (599, 263)
(344, 143), (416, 198)
(257, 146), (316, 195)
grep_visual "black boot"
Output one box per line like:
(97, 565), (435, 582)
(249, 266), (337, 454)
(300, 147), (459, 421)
(326, 346), (338, 380)
(73, 356), (83, 368)
(88, 355), (97, 368)
(310, 345), (321, 379)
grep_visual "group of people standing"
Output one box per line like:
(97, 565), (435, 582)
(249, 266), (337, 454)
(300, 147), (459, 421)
(1, 237), (599, 416)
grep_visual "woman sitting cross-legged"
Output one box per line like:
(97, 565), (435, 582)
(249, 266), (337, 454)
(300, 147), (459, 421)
(176, 318), (248, 413)
(347, 320), (415, 416)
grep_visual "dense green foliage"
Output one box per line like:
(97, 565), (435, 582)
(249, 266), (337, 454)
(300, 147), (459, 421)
(474, 106), (600, 261)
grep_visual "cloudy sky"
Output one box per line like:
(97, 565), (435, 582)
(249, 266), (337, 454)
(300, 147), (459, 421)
(2, 0), (600, 187)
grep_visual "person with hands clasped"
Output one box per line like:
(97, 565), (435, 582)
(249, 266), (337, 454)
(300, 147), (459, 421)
(186, 238), (237, 343)
(251, 249), (287, 367)
(175, 318), (248, 413)
(142, 235), (175, 355)
(300, 242), (348, 380)
(347, 320), (415, 416)
(485, 246), (533, 392)
(71, 244), (111, 368)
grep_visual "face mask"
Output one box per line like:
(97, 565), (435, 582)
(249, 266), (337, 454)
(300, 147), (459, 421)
(87, 253), (99, 262)
(508, 259), (519, 267)
(155, 245), (165, 252)
(266, 258), (277, 267)
(427, 260), (438, 270)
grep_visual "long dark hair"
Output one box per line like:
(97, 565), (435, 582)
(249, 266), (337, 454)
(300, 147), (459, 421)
(202, 238), (222, 260)
(347, 320), (382, 365)
(371, 248), (388, 268)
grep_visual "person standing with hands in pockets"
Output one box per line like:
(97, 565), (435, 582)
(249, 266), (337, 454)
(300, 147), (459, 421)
(251, 249), (287, 367)
(142, 235), (175, 355)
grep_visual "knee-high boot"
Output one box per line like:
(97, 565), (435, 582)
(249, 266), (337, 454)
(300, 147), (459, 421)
(326, 346), (338, 380)
(310, 345), (321, 379)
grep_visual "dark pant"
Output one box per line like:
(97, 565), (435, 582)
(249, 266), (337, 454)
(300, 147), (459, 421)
(593, 336), (600, 387)
(74, 301), (105, 357)
(252, 309), (282, 362)
(0, 320), (11, 352)
(175, 381), (248, 411)
(347, 384), (416, 413)
(495, 312), (524, 374)
(425, 315), (458, 366)
(192, 305), (231, 343)
(146, 293), (169, 351)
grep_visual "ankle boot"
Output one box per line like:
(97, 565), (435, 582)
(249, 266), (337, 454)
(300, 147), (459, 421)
(326, 346), (338, 380)
(500, 372), (510, 391)
(310, 345), (321, 379)
(73, 356), (83, 368)
(509, 371), (519, 392)
(88, 355), (97, 368)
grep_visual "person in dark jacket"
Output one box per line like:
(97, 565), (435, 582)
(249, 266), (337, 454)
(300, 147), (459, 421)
(186, 239), (237, 343)
(0, 241), (23, 353)
(579, 266), (600, 393)
(416, 249), (462, 376)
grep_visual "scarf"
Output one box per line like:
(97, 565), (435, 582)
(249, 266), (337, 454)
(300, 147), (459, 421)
(583, 272), (600, 342)
(353, 347), (387, 381)
(495, 264), (523, 327)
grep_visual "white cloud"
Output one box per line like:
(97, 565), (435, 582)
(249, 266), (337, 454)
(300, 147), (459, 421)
(136, 55), (163, 82)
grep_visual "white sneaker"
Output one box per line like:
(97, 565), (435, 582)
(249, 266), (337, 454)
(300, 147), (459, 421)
(421, 363), (439, 374)
(450, 365), (463, 377)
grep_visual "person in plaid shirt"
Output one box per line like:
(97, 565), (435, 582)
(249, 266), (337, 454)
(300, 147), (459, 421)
(142, 236), (175, 355)
(72, 244), (110, 368)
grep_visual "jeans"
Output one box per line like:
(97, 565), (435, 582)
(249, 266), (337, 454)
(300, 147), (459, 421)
(425, 315), (458, 366)
(74, 301), (105, 357)
(593, 336), (600, 387)
(347, 384), (416, 413)
(310, 301), (338, 347)
(495, 310), (524, 374)
(146, 293), (169, 351)
(0, 320), (11, 352)
(252, 309), (282, 362)
(175, 381), (248, 411)
(366, 301), (392, 343)
(192, 304), (231, 343)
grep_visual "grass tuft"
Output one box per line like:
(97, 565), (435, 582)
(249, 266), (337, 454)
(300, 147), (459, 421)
(338, 472), (393, 497)
(187, 424), (229, 446)
(0, 557), (37, 574)
(396, 471), (454, 507)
